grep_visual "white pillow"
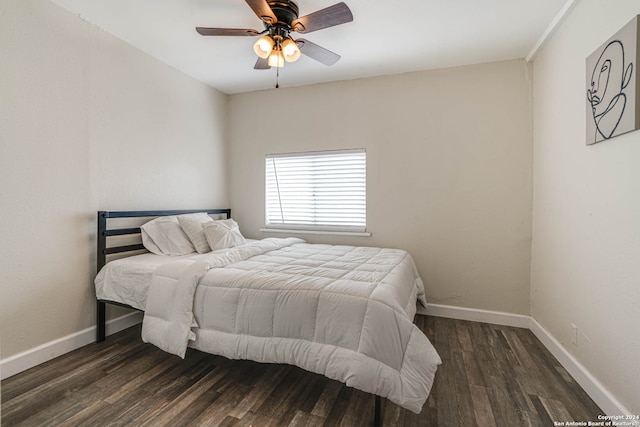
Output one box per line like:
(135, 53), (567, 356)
(140, 228), (163, 255)
(203, 219), (246, 250)
(140, 216), (195, 256)
(177, 213), (214, 253)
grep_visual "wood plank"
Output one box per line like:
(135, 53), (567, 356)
(138, 368), (228, 426)
(528, 393), (555, 426)
(451, 351), (478, 427)
(461, 349), (485, 387)
(435, 339), (459, 426)
(538, 395), (575, 424)
(486, 374), (522, 427)
(456, 319), (475, 352)
(274, 371), (324, 426)
(323, 385), (353, 426)
(310, 379), (343, 418)
(339, 389), (373, 427)
(227, 364), (288, 419)
(288, 410), (326, 427)
(382, 400), (406, 426)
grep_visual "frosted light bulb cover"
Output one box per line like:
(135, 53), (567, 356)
(268, 50), (285, 67)
(253, 36), (273, 59)
(282, 39), (301, 62)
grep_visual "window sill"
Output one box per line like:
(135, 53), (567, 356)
(260, 228), (372, 237)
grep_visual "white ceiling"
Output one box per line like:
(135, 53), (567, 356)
(50, 0), (569, 94)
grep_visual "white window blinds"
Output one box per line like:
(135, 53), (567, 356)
(265, 149), (366, 232)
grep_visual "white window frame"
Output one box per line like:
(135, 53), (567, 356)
(263, 149), (369, 236)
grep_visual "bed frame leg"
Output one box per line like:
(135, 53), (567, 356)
(97, 301), (106, 343)
(374, 395), (382, 427)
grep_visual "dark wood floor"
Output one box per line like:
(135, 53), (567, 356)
(2, 315), (602, 426)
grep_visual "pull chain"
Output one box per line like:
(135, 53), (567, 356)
(276, 66), (280, 89)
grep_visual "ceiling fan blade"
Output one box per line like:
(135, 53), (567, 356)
(196, 27), (260, 36)
(245, 0), (277, 24)
(292, 2), (353, 34)
(254, 57), (271, 70)
(297, 39), (341, 66)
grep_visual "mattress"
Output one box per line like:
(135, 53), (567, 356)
(95, 240), (260, 309)
(95, 252), (209, 310)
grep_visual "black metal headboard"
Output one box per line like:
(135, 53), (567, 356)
(97, 208), (232, 271)
(96, 208), (231, 343)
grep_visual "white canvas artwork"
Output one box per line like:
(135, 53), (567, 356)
(586, 15), (640, 145)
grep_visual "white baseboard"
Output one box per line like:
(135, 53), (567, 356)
(421, 303), (531, 328)
(529, 319), (635, 420)
(0, 312), (142, 380)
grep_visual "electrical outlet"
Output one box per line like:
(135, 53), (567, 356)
(571, 323), (578, 345)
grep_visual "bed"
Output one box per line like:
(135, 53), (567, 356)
(95, 209), (441, 423)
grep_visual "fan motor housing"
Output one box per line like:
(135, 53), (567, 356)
(267, 0), (299, 26)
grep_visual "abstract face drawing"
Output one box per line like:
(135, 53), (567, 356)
(587, 40), (634, 141)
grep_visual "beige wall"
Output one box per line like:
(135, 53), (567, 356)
(0, 1), (228, 359)
(531, 0), (640, 413)
(229, 60), (533, 315)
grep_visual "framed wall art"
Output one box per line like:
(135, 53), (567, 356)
(586, 15), (640, 145)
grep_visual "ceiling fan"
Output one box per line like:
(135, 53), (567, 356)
(196, 0), (353, 70)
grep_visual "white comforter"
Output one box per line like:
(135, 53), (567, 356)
(141, 238), (441, 413)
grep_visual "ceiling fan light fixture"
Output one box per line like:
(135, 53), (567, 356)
(268, 49), (285, 67)
(196, 0), (354, 72)
(253, 35), (274, 59)
(282, 38), (301, 62)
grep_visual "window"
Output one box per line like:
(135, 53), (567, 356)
(265, 149), (366, 233)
